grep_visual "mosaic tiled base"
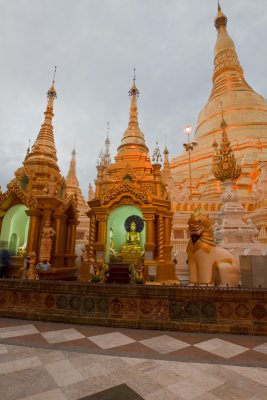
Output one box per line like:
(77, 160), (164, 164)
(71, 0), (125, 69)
(0, 279), (266, 335)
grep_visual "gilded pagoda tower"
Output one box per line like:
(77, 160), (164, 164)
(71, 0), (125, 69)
(66, 148), (89, 248)
(170, 4), (267, 281)
(87, 76), (176, 284)
(0, 78), (78, 279)
(171, 3), (267, 206)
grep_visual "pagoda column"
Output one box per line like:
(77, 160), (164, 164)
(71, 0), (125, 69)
(52, 214), (67, 267)
(95, 165), (104, 198)
(164, 216), (171, 245)
(96, 214), (107, 243)
(69, 219), (77, 254)
(157, 214), (164, 261)
(163, 214), (173, 262)
(95, 213), (107, 261)
(88, 212), (96, 261)
(25, 209), (42, 253)
(64, 219), (77, 267)
(143, 211), (156, 257)
(53, 214), (65, 254)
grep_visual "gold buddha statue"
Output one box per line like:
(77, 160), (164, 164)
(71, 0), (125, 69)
(120, 221), (143, 260)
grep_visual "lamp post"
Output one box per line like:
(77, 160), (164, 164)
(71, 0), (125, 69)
(183, 125), (197, 200)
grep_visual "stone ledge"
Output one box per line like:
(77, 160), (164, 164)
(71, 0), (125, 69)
(0, 279), (266, 335)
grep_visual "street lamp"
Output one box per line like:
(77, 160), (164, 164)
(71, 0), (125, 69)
(183, 125), (197, 200)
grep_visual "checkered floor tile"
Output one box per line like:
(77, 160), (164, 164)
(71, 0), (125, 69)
(0, 317), (266, 400)
(88, 332), (136, 349)
(253, 342), (267, 355)
(0, 318), (266, 366)
(139, 335), (190, 354)
(194, 338), (249, 359)
(41, 328), (85, 344)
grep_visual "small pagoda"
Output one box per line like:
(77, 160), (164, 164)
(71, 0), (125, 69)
(0, 75), (78, 279)
(212, 115), (264, 256)
(66, 149), (90, 252)
(87, 74), (177, 284)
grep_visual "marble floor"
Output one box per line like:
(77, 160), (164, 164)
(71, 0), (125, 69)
(0, 318), (266, 400)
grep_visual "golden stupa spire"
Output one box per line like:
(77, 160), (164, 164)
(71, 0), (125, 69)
(212, 113), (242, 182)
(117, 69), (149, 155)
(103, 122), (111, 168)
(209, 3), (253, 100)
(128, 68), (139, 129)
(66, 147), (79, 187)
(161, 140), (172, 182)
(163, 138), (170, 172)
(25, 66), (59, 170)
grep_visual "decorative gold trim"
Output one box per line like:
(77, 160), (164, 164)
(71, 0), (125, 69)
(0, 182), (37, 208)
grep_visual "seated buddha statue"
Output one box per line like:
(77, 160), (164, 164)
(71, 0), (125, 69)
(120, 221), (143, 256)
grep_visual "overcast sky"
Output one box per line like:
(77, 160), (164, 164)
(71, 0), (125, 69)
(1, 0), (267, 198)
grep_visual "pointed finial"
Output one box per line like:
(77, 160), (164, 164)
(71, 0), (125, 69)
(152, 141), (162, 164)
(105, 122), (110, 147)
(24, 139), (31, 160)
(133, 68), (136, 86)
(103, 122), (111, 167)
(163, 136), (169, 155)
(71, 147), (76, 159)
(129, 68), (139, 98)
(52, 66), (57, 85)
(47, 66), (57, 99)
(214, 1), (227, 30)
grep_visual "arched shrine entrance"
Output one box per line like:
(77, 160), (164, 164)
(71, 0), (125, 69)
(0, 204), (29, 254)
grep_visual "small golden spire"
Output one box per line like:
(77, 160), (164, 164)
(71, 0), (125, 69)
(47, 66), (57, 100)
(163, 136), (169, 155)
(128, 68), (139, 98)
(163, 142), (171, 176)
(212, 116), (242, 181)
(72, 147), (76, 159)
(103, 122), (111, 167)
(128, 68), (140, 128)
(25, 68), (59, 170)
(66, 147), (79, 187)
(117, 71), (148, 155)
(24, 139), (31, 161)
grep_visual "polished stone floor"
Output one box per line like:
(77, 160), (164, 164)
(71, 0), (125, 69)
(0, 317), (266, 399)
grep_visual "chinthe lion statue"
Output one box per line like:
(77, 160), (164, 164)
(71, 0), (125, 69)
(187, 209), (240, 287)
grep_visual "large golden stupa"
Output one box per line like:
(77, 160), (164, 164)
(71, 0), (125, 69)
(171, 3), (267, 206)
(169, 3), (267, 281)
